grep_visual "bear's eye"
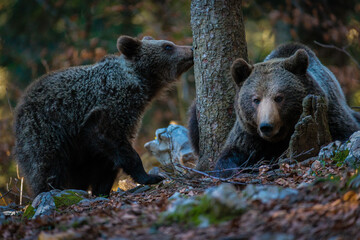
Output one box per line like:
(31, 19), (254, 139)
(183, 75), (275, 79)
(253, 98), (261, 105)
(274, 96), (284, 103)
(163, 44), (174, 51)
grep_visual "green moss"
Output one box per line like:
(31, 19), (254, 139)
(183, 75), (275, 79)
(22, 204), (35, 220)
(53, 190), (84, 209)
(158, 195), (244, 227)
(332, 149), (349, 167)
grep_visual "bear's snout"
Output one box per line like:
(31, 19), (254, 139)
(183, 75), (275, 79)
(256, 97), (282, 140)
(259, 123), (274, 136)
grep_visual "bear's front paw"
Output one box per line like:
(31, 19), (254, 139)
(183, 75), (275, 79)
(213, 159), (239, 178)
(288, 95), (332, 161)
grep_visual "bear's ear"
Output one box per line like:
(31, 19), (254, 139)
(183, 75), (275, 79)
(142, 36), (154, 40)
(284, 49), (309, 75)
(231, 58), (253, 87)
(117, 36), (142, 58)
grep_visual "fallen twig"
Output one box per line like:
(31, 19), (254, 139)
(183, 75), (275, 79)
(176, 164), (248, 184)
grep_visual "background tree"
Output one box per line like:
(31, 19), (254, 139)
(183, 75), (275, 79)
(0, 0), (359, 202)
(191, 0), (248, 170)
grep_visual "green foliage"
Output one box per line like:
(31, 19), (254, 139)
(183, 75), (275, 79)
(53, 190), (84, 209)
(22, 204), (35, 220)
(332, 149), (350, 167)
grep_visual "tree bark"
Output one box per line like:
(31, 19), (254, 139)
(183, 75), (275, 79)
(191, 0), (248, 170)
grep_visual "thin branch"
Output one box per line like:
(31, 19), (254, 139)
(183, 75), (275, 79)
(314, 41), (360, 69)
(176, 164), (247, 184)
(5, 88), (13, 115)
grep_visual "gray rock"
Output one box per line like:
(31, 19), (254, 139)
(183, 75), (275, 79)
(205, 183), (245, 211)
(346, 131), (360, 168)
(32, 191), (58, 218)
(31, 189), (89, 219)
(311, 160), (322, 172)
(242, 184), (298, 204)
(317, 131), (360, 169)
(318, 141), (343, 161)
(144, 124), (196, 172)
(162, 183), (247, 227)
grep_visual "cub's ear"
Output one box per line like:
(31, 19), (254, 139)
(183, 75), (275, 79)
(231, 58), (253, 87)
(117, 36), (142, 58)
(284, 49), (309, 75)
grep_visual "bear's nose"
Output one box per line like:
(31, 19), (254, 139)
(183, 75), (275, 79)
(259, 123), (274, 134)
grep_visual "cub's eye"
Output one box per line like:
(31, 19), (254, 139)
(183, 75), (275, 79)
(164, 44), (174, 51)
(274, 96), (284, 103)
(253, 98), (261, 105)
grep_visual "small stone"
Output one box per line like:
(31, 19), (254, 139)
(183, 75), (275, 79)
(93, 197), (109, 202)
(78, 199), (92, 207)
(311, 160), (322, 172)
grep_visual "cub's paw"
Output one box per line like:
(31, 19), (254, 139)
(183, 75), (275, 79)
(143, 174), (165, 185)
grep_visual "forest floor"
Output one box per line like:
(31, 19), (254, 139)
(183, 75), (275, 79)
(1, 157), (360, 240)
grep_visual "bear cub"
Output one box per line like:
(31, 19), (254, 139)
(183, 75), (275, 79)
(189, 43), (360, 177)
(14, 36), (193, 196)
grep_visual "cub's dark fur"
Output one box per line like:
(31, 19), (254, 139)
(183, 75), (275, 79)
(14, 36), (193, 196)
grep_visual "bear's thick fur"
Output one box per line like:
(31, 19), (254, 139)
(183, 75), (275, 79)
(189, 43), (360, 177)
(14, 36), (193, 196)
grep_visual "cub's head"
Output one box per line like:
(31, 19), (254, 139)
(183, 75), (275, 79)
(117, 35), (193, 83)
(232, 49), (310, 142)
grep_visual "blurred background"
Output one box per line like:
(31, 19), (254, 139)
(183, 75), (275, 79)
(0, 0), (359, 203)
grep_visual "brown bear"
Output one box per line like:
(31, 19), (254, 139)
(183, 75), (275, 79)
(189, 43), (360, 177)
(14, 36), (193, 196)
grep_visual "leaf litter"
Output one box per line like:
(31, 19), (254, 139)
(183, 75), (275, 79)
(1, 154), (360, 239)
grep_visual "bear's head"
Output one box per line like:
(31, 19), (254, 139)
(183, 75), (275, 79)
(117, 35), (193, 83)
(232, 49), (310, 142)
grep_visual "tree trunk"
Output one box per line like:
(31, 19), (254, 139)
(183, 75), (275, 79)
(191, 0), (248, 170)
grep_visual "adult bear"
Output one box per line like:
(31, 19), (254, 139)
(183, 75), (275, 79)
(189, 43), (360, 177)
(14, 36), (193, 196)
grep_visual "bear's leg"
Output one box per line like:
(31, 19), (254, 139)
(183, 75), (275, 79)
(188, 101), (199, 155)
(16, 139), (68, 196)
(288, 95), (332, 161)
(91, 168), (118, 196)
(214, 147), (251, 178)
(116, 141), (164, 185)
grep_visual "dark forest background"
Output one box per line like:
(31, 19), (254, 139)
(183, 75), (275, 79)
(0, 0), (359, 199)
